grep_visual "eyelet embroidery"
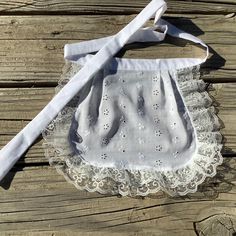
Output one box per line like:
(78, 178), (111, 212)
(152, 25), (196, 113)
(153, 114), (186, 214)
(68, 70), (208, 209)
(138, 137), (145, 144)
(103, 123), (110, 130)
(138, 152), (145, 159)
(154, 117), (160, 124)
(101, 137), (109, 145)
(155, 159), (162, 166)
(170, 122), (177, 129)
(102, 94), (109, 101)
(155, 145), (163, 152)
(138, 123), (145, 130)
(155, 130), (162, 137)
(152, 74), (159, 82)
(103, 109), (109, 116)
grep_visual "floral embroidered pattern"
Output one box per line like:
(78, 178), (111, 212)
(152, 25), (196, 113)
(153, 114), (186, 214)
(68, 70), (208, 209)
(155, 145), (163, 152)
(152, 74), (159, 82)
(102, 94), (109, 101)
(101, 153), (108, 160)
(42, 63), (223, 197)
(155, 130), (162, 137)
(153, 104), (159, 110)
(155, 159), (162, 166)
(101, 138), (109, 145)
(154, 117), (160, 124)
(103, 124), (110, 130)
(120, 131), (126, 138)
(153, 89), (159, 96)
(138, 152), (145, 159)
(138, 123), (145, 130)
(103, 109), (109, 116)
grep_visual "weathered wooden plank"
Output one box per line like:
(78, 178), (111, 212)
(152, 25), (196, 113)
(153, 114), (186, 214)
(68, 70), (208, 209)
(0, 40), (235, 85)
(0, 15), (235, 42)
(0, 135), (48, 164)
(0, 0), (235, 14)
(1, 232), (137, 236)
(0, 14), (235, 85)
(0, 159), (236, 234)
(0, 84), (233, 120)
(0, 1), (235, 235)
(0, 83), (235, 165)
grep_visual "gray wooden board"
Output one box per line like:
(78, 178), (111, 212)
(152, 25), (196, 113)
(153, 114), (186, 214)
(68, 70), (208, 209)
(0, 161), (236, 234)
(0, 0), (235, 14)
(0, 14), (235, 85)
(0, 83), (235, 165)
(0, 1), (236, 235)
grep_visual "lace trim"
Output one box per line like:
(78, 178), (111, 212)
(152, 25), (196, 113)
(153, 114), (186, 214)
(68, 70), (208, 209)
(42, 61), (223, 197)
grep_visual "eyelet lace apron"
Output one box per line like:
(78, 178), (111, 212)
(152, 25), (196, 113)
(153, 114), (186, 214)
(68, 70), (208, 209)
(0, 0), (223, 196)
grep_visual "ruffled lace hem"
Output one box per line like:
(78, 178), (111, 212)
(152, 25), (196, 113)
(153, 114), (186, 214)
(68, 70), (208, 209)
(42, 62), (223, 197)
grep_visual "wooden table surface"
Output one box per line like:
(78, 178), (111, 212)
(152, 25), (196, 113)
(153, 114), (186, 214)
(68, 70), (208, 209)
(0, 1), (235, 235)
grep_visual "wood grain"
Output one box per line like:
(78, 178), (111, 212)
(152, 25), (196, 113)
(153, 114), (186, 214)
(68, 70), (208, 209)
(0, 14), (235, 42)
(0, 83), (235, 165)
(0, 14), (235, 85)
(0, 1), (235, 234)
(0, 0), (235, 14)
(0, 159), (235, 234)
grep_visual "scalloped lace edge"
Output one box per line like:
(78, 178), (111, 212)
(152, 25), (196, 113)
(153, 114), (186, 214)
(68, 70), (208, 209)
(41, 61), (223, 197)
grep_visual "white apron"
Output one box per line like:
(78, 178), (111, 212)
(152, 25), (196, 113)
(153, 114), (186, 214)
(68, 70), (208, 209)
(0, 0), (223, 196)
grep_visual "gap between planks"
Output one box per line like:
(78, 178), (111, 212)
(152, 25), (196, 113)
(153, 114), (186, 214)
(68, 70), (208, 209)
(0, 83), (235, 166)
(0, 14), (235, 86)
(0, 162), (236, 234)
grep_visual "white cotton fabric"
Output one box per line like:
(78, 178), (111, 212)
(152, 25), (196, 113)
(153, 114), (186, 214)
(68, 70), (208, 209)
(0, 0), (223, 196)
(42, 22), (223, 196)
(66, 64), (197, 172)
(42, 61), (223, 197)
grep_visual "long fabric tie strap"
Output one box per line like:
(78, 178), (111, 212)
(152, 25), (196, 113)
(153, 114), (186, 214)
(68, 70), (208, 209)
(64, 19), (208, 65)
(0, 0), (167, 181)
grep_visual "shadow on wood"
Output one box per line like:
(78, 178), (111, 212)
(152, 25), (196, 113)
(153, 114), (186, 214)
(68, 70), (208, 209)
(0, 18), (229, 199)
(0, 135), (44, 190)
